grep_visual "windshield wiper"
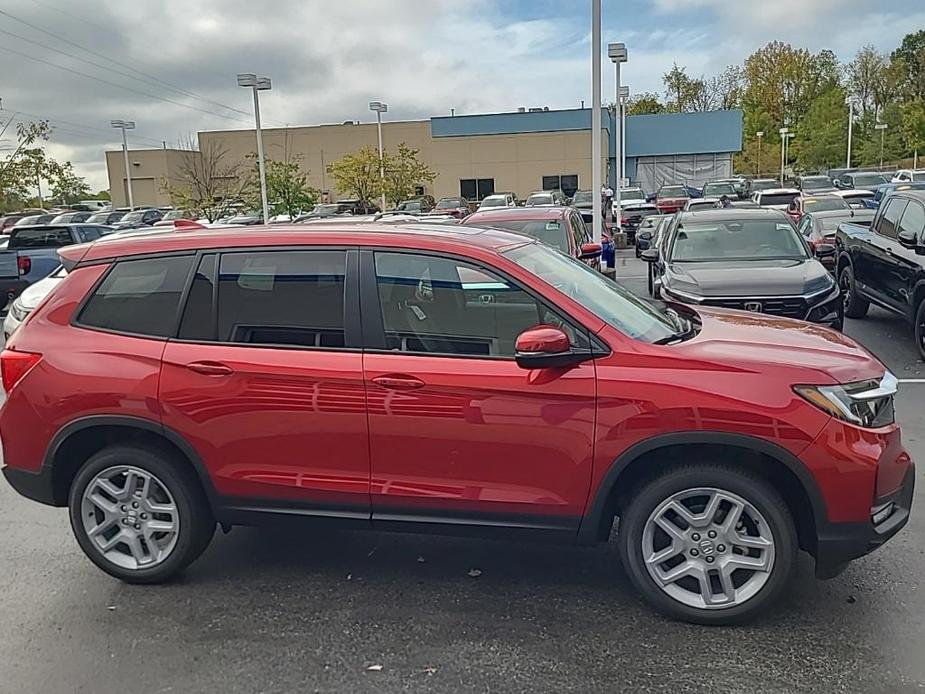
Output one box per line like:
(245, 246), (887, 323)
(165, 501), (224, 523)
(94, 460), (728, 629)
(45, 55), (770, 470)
(654, 309), (696, 345)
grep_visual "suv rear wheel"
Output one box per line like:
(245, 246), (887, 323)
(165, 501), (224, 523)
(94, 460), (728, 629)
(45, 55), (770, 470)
(915, 299), (925, 361)
(68, 444), (215, 583)
(839, 265), (869, 319)
(617, 464), (796, 625)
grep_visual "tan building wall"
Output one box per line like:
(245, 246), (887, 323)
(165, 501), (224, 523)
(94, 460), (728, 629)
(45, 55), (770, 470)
(196, 120), (609, 202)
(105, 149), (189, 208)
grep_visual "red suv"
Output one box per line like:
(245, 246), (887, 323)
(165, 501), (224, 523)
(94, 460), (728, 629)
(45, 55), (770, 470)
(0, 224), (913, 624)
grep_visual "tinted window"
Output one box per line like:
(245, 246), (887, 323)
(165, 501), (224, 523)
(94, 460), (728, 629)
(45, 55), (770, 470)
(217, 250), (346, 348)
(76, 227), (102, 242)
(879, 199), (907, 239)
(670, 219), (807, 262)
(478, 219), (570, 253)
(803, 197), (849, 213)
(9, 227), (73, 248)
(852, 173), (887, 188)
(758, 193), (799, 206)
(898, 202), (925, 240)
(569, 213), (588, 250)
(374, 252), (586, 358)
(79, 256), (194, 337)
(178, 254), (216, 340)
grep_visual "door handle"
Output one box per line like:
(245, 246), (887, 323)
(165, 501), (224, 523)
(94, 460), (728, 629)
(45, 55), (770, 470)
(371, 374), (425, 390)
(186, 361), (233, 376)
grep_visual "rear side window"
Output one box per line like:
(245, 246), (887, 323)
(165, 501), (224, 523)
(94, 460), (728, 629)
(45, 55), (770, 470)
(216, 250), (346, 348)
(10, 227), (72, 248)
(78, 256), (194, 337)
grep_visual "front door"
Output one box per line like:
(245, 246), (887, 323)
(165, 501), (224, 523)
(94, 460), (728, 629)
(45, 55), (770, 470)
(159, 250), (370, 516)
(361, 250), (596, 531)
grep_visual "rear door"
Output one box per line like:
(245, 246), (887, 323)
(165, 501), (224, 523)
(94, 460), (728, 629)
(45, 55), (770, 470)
(159, 248), (370, 515)
(361, 249), (596, 529)
(856, 198), (907, 309)
(891, 200), (925, 315)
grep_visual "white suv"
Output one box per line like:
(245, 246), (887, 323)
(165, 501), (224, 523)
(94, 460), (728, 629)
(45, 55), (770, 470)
(892, 169), (925, 183)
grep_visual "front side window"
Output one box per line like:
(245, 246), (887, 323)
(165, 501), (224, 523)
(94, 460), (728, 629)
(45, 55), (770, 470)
(898, 201), (925, 240)
(79, 255), (194, 337)
(374, 252), (587, 358)
(879, 199), (907, 239)
(216, 250), (346, 348)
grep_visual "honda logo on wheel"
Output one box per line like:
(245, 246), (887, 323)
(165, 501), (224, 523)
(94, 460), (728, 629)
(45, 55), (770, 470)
(744, 302), (763, 312)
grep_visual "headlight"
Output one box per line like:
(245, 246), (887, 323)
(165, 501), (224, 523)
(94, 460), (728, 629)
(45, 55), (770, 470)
(795, 371), (897, 428)
(8, 300), (29, 322)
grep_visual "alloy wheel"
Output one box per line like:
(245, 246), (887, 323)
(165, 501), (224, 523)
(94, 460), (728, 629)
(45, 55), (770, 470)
(641, 487), (775, 610)
(79, 465), (180, 570)
(839, 271), (852, 313)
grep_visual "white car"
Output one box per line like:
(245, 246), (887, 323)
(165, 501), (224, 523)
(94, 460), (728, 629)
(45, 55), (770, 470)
(477, 194), (517, 211)
(684, 197), (721, 211)
(612, 187), (647, 213)
(892, 169), (925, 183)
(751, 188), (800, 210)
(3, 266), (67, 341)
(832, 189), (876, 209)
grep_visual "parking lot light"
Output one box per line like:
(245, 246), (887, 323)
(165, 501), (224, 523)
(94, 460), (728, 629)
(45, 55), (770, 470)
(237, 73), (272, 225)
(875, 123), (888, 168)
(110, 119), (136, 209)
(779, 127), (789, 186)
(369, 101), (388, 212)
(590, 0), (602, 244)
(845, 96), (860, 169)
(756, 131), (764, 176)
(608, 42), (628, 237)
(619, 85), (629, 188)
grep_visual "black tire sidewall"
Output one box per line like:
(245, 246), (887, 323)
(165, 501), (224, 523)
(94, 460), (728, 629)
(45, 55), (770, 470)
(840, 265), (869, 319)
(68, 445), (214, 584)
(617, 466), (796, 625)
(915, 299), (925, 361)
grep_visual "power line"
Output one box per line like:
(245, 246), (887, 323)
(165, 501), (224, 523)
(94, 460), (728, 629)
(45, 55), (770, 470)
(2, 107), (165, 147)
(0, 43), (254, 124)
(0, 7), (254, 120)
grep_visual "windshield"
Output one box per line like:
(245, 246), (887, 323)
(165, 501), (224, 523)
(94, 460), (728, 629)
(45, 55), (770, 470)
(86, 213), (110, 223)
(703, 183), (735, 197)
(398, 201), (423, 211)
(801, 177), (832, 190)
(852, 173), (887, 187)
(750, 180), (777, 191)
(621, 189), (645, 201)
(803, 196), (849, 212)
(121, 210), (146, 223)
(527, 194), (554, 205)
(659, 186), (688, 198)
(504, 242), (678, 343)
(435, 198), (464, 209)
(670, 219), (808, 262)
(480, 197), (506, 207)
(484, 219), (570, 253)
(759, 192), (799, 206)
(310, 204), (339, 216)
(572, 191), (592, 204)
(161, 210), (188, 221)
(818, 215), (854, 234)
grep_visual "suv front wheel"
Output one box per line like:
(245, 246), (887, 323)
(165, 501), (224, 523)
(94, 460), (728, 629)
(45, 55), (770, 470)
(68, 444), (215, 583)
(617, 464), (796, 625)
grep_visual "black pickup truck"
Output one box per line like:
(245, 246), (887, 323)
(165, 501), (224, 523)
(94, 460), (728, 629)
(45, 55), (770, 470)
(836, 190), (925, 358)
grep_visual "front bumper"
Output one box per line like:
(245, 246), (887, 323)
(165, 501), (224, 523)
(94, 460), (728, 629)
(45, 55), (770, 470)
(664, 286), (844, 329)
(814, 464), (914, 578)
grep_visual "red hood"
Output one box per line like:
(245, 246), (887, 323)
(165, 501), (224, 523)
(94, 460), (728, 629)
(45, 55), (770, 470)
(674, 306), (884, 384)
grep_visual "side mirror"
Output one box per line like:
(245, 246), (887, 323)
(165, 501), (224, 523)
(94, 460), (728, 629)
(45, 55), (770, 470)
(814, 243), (836, 258)
(579, 242), (602, 259)
(898, 229), (919, 251)
(514, 326), (584, 369)
(641, 248), (660, 263)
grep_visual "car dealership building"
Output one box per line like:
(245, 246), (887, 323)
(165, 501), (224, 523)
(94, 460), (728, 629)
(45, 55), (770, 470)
(106, 107), (743, 208)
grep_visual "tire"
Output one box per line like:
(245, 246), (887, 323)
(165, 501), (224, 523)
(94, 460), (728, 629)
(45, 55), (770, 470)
(68, 444), (215, 584)
(839, 265), (869, 319)
(647, 266), (655, 297)
(617, 464), (797, 625)
(915, 299), (925, 361)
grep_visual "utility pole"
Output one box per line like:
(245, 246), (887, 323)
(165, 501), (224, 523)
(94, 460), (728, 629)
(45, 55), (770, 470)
(590, 0), (602, 244)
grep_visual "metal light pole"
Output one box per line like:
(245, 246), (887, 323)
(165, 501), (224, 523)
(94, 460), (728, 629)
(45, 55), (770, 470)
(875, 123), (888, 168)
(756, 131), (764, 177)
(590, 0), (602, 244)
(110, 119), (135, 209)
(237, 73), (272, 224)
(845, 96), (859, 169)
(608, 42), (628, 238)
(779, 127), (789, 186)
(785, 132), (795, 177)
(620, 85), (629, 185)
(369, 101), (388, 212)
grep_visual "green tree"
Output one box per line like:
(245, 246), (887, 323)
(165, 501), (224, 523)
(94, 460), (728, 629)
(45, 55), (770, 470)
(329, 146), (382, 206)
(900, 99), (925, 159)
(49, 161), (91, 204)
(790, 87), (848, 171)
(0, 120), (52, 209)
(847, 45), (888, 117)
(94, 189), (111, 201)
(891, 30), (925, 101)
(382, 143), (436, 207)
(246, 156), (319, 219)
(625, 92), (663, 115)
(663, 63), (697, 112)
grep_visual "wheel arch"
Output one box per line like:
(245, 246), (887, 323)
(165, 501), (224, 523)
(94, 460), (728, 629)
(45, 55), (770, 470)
(42, 415), (218, 509)
(578, 432), (827, 552)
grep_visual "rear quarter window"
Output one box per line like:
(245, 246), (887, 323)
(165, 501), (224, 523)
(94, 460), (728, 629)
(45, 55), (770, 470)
(78, 255), (194, 337)
(9, 227), (73, 249)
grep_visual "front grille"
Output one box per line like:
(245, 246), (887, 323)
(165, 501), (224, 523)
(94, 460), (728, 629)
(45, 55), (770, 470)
(703, 297), (807, 318)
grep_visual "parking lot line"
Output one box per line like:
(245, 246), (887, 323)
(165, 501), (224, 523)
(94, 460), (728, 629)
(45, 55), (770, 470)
(897, 379), (925, 384)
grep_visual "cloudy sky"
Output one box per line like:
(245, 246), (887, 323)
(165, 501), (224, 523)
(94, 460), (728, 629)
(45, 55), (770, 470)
(1, 0), (922, 192)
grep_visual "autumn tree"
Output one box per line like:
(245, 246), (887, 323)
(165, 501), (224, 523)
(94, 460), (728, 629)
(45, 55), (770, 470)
(163, 136), (247, 222)
(625, 93), (663, 115)
(329, 146), (383, 206)
(891, 30), (925, 101)
(382, 143), (436, 207)
(663, 63), (698, 112)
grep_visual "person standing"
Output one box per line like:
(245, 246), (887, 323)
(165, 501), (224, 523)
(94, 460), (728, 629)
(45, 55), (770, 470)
(602, 184), (614, 222)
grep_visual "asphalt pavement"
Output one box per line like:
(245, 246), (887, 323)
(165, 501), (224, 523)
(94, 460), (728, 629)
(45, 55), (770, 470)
(1, 250), (924, 693)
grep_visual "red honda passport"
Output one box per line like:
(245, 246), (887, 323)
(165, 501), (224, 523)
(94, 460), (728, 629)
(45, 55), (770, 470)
(0, 223), (913, 624)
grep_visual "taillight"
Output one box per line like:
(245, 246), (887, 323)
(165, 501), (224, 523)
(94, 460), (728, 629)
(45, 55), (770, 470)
(17, 256), (31, 275)
(1, 349), (42, 394)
